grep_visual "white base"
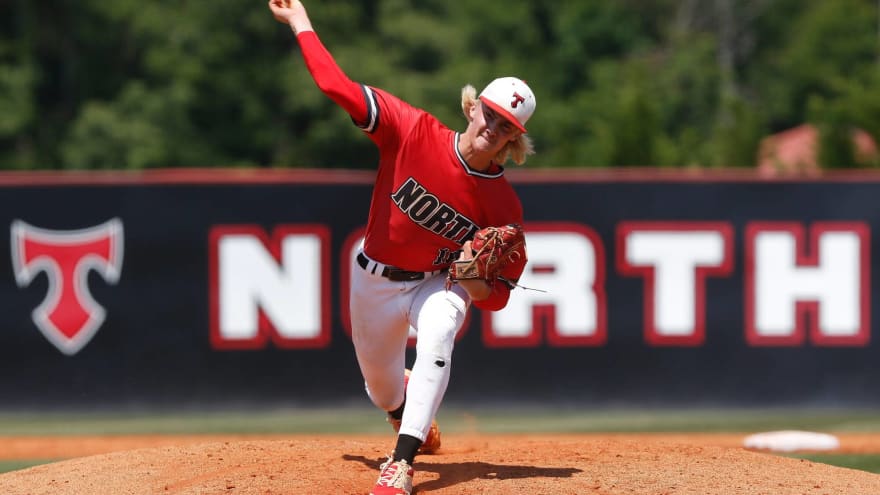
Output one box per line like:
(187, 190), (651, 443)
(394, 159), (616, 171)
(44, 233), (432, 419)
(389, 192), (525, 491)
(743, 430), (840, 452)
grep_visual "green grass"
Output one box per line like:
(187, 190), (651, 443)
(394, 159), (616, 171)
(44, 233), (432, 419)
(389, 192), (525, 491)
(790, 454), (880, 474)
(0, 407), (388, 435)
(0, 406), (878, 435)
(443, 406), (880, 433)
(1, 407), (879, 475)
(0, 460), (56, 473)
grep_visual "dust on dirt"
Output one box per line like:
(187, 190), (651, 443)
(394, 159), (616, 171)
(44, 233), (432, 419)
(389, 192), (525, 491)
(2, 433), (880, 494)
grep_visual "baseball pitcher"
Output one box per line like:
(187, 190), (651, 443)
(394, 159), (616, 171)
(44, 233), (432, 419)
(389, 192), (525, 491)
(268, 2), (536, 493)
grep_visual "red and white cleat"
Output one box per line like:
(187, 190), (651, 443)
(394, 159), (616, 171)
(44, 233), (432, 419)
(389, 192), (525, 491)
(370, 456), (413, 495)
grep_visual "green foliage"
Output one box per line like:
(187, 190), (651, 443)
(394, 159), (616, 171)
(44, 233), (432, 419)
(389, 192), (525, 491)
(807, 73), (880, 169)
(0, 63), (35, 137)
(1, 0), (879, 169)
(0, 61), (36, 169)
(711, 95), (767, 168)
(810, 95), (859, 169)
(60, 82), (212, 169)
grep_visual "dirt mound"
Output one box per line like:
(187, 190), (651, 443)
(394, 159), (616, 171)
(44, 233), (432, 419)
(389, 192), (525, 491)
(2, 434), (879, 494)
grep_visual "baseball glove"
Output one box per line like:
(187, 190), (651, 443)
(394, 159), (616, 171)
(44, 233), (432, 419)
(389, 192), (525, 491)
(447, 223), (525, 287)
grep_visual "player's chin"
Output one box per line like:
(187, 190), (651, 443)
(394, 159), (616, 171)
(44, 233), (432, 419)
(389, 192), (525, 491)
(474, 135), (499, 152)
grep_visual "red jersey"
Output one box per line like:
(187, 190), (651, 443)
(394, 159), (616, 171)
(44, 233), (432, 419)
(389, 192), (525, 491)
(297, 31), (526, 310)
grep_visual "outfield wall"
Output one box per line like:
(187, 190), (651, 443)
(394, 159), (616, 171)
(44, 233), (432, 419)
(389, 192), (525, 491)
(0, 169), (877, 409)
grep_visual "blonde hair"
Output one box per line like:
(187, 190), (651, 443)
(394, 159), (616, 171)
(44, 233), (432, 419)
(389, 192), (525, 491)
(461, 84), (534, 165)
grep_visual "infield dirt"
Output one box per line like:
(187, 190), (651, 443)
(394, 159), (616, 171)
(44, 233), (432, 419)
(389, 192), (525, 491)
(2, 433), (880, 494)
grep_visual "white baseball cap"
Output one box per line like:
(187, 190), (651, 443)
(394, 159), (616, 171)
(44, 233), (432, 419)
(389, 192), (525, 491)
(478, 77), (536, 133)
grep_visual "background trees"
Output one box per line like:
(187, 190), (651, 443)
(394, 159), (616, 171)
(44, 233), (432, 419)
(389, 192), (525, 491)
(1, 0), (878, 170)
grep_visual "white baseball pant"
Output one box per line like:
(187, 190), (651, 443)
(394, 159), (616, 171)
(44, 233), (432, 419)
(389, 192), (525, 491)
(349, 249), (470, 442)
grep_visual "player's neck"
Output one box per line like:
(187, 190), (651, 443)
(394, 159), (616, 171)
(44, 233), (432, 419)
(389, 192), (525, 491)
(457, 134), (496, 172)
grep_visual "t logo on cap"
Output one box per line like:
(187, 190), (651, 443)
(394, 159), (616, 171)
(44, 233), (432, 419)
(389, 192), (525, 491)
(511, 92), (526, 109)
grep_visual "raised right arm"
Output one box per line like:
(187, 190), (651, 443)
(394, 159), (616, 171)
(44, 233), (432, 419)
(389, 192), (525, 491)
(268, 0), (369, 125)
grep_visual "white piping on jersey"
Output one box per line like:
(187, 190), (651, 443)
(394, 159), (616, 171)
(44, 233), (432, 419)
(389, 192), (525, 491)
(453, 133), (505, 179)
(354, 87), (503, 179)
(357, 84), (379, 133)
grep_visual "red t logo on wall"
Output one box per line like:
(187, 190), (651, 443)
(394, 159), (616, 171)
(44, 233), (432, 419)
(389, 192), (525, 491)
(10, 219), (124, 355)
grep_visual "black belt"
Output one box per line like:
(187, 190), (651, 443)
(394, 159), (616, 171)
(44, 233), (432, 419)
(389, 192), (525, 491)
(357, 252), (426, 282)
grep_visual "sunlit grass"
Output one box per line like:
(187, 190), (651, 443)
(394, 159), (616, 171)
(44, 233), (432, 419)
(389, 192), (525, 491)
(789, 453), (880, 474)
(0, 407), (878, 435)
(2, 408), (880, 476)
(0, 460), (56, 474)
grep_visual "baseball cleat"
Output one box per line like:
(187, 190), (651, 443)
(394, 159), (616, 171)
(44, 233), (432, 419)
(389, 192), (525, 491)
(370, 456), (413, 495)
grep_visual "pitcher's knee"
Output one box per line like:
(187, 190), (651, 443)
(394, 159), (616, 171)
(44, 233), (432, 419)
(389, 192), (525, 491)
(372, 395), (401, 411)
(365, 381), (404, 412)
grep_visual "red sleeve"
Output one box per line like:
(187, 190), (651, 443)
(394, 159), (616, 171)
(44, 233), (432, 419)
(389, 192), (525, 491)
(472, 241), (528, 311)
(472, 282), (510, 312)
(296, 31), (370, 125)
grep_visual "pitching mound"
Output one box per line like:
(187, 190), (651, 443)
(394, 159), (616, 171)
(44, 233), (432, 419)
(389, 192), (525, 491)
(2, 434), (880, 494)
